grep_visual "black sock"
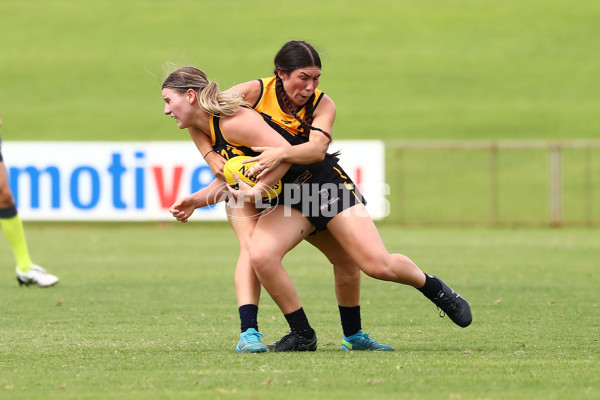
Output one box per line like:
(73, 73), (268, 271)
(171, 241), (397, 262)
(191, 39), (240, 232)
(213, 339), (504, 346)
(239, 304), (259, 333)
(284, 307), (314, 338)
(338, 305), (362, 338)
(0, 205), (18, 219)
(418, 273), (443, 300)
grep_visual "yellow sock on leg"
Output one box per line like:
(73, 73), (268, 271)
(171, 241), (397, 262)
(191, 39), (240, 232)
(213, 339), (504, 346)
(0, 207), (34, 273)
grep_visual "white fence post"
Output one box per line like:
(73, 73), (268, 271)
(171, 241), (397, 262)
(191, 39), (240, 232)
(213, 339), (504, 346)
(549, 145), (562, 227)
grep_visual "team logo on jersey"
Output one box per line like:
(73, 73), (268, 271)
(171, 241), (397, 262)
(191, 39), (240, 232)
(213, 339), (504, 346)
(320, 197), (341, 211)
(293, 170), (312, 187)
(217, 146), (246, 160)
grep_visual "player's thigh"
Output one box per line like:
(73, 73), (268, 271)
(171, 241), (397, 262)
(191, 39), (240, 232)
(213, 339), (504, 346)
(226, 200), (259, 249)
(252, 204), (313, 259)
(326, 204), (390, 268)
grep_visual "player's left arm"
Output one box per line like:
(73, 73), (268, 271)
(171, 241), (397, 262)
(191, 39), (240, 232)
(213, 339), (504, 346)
(221, 108), (292, 201)
(243, 95), (336, 178)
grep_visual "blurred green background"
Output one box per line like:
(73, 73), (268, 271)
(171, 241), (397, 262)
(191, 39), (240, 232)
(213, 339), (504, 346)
(2, 0), (599, 141)
(1, 0), (599, 225)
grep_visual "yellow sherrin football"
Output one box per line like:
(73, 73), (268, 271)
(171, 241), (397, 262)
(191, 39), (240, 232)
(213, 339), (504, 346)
(223, 156), (282, 200)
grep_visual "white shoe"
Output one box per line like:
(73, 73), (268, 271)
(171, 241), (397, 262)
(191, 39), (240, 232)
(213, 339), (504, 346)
(16, 265), (59, 287)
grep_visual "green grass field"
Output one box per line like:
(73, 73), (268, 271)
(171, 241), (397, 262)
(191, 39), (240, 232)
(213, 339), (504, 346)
(1, 0), (599, 398)
(1, 223), (598, 399)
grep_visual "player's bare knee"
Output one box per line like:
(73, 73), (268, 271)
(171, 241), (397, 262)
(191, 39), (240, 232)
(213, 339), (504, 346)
(333, 264), (360, 286)
(248, 246), (279, 274)
(360, 254), (396, 280)
(326, 251), (353, 266)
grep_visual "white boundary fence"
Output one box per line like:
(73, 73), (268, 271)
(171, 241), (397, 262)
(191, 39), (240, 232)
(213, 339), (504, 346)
(386, 140), (600, 227)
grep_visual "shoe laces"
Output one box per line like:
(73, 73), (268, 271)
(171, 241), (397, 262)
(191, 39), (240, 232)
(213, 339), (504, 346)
(243, 330), (264, 344)
(31, 265), (48, 273)
(351, 332), (373, 345)
(276, 332), (298, 346)
(434, 290), (461, 318)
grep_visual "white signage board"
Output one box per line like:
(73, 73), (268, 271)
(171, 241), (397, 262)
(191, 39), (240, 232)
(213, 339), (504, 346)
(3, 141), (387, 221)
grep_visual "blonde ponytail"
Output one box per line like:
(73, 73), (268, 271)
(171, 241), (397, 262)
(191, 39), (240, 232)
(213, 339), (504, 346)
(162, 67), (248, 116)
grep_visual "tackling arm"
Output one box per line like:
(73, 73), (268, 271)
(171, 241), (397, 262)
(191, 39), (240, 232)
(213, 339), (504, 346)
(243, 94), (336, 178)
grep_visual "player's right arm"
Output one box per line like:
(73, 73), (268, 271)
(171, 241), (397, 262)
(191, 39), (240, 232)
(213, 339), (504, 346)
(169, 179), (227, 223)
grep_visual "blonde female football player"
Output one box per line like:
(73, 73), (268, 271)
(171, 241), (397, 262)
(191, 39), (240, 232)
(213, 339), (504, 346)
(163, 64), (471, 352)
(0, 118), (59, 287)
(178, 41), (394, 353)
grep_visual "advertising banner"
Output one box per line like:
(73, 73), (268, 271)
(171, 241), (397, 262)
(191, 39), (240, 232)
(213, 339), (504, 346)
(3, 141), (387, 221)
